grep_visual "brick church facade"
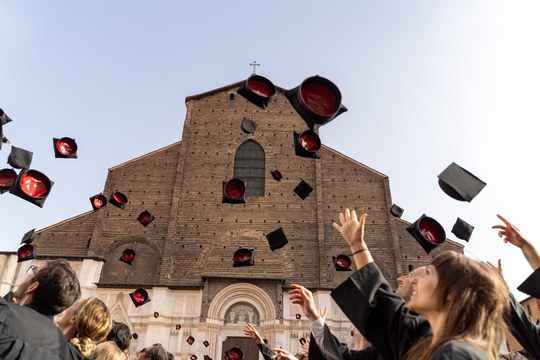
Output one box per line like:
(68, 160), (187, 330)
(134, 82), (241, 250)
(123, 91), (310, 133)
(0, 78), (462, 359)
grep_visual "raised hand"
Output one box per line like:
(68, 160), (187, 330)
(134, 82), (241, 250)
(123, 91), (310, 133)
(272, 348), (297, 360)
(492, 214), (528, 248)
(244, 323), (264, 344)
(333, 209), (367, 251)
(288, 284), (319, 322)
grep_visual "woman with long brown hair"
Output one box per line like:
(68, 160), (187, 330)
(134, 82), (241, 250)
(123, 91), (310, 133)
(331, 209), (509, 360)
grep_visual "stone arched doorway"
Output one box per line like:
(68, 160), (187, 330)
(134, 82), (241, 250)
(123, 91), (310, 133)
(206, 283), (278, 360)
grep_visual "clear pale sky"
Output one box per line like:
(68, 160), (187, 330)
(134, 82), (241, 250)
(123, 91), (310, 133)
(1, 1), (540, 300)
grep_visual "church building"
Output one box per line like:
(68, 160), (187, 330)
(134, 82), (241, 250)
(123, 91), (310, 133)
(0, 75), (462, 359)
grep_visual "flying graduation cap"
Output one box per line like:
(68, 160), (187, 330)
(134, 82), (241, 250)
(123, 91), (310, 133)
(20, 228), (37, 244)
(237, 75), (277, 109)
(270, 170), (282, 181)
(226, 347), (244, 360)
(222, 179), (246, 204)
(7, 146), (33, 169)
(10, 169), (54, 207)
(233, 248), (254, 267)
(0, 168), (17, 193)
(451, 218), (474, 242)
(285, 75), (347, 130)
(294, 180), (313, 200)
(294, 130), (321, 159)
(389, 204), (404, 218)
(53, 137), (78, 158)
(187, 336), (195, 345)
(17, 244), (36, 262)
(240, 117), (257, 134)
(90, 193), (107, 211)
(0, 109), (12, 151)
(438, 162), (486, 202)
(109, 192), (128, 209)
(332, 254), (352, 271)
(119, 249), (136, 265)
(137, 210), (155, 227)
(406, 214), (446, 254)
(129, 288), (151, 307)
(266, 227), (288, 251)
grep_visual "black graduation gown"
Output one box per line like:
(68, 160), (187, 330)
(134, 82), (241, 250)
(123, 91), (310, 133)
(0, 297), (83, 360)
(307, 323), (381, 360)
(257, 343), (274, 360)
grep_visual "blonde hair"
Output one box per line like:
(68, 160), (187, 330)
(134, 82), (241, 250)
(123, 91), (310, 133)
(90, 341), (127, 360)
(405, 251), (509, 360)
(70, 297), (113, 358)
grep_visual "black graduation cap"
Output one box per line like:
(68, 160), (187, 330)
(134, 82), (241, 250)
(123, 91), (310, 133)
(226, 347), (244, 360)
(90, 193), (107, 211)
(20, 228), (36, 244)
(406, 214), (446, 254)
(176, 324), (182, 330)
(0, 168), (17, 193)
(237, 75), (277, 109)
(517, 269), (540, 298)
(438, 162), (486, 202)
(332, 254), (352, 271)
(10, 169), (54, 207)
(266, 227), (288, 251)
(0, 108), (12, 125)
(17, 244), (36, 262)
(390, 204), (404, 218)
(295, 314), (301, 320)
(132, 333), (138, 340)
(129, 288), (151, 307)
(294, 180), (313, 200)
(187, 336), (195, 345)
(233, 248), (254, 267)
(119, 249), (136, 265)
(154, 311), (159, 318)
(222, 179), (246, 204)
(285, 75), (348, 130)
(203, 340), (210, 347)
(109, 191), (128, 209)
(53, 137), (78, 158)
(294, 130), (321, 159)
(137, 210), (155, 226)
(240, 117), (257, 134)
(270, 170), (282, 181)
(451, 218), (474, 242)
(204, 356), (213, 360)
(190, 355), (198, 360)
(7, 146), (33, 169)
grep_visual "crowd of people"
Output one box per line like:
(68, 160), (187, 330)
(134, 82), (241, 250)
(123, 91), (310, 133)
(1, 209), (540, 359)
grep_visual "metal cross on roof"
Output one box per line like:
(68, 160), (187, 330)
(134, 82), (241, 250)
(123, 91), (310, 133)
(250, 61), (260, 75)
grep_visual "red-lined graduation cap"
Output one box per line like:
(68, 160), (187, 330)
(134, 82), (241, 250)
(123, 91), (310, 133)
(227, 347), (244, 360)
(406, 214), (446, 254)
(154, 311), (159, 318)
(119, 249), (136, 265)
(7, 146), (33, 169)
(285, 75), (347, 129)
(0, 109), (12, 125)
(237, 75), (277, 109)
(270, 170), (282, 181)
(175, 324), (182, 330)
(20, 228), (36, 244)
(90, 193), (107, 211)
(438, 162), (486, 202)
(241, 117), (257, 134)
(332, 254), (352, 271)
(53, 137), (78, 158)
(294, 130), (321, 159)
(10, 169), (53, 207)
(17, 244), (36, 262)
(295, 314), (301, 320)
(294, 180), (313, 200)
(451, 218), (474, 242)
(187, 336), (195, 345)
(222, 179), (246, 204)
(266, 227), (288, 251)
(109, 191), (128, 209)
(0, 168), (17, 193)
(203, 340), (210, 347)
(137, 210), (155, 226)
(233, 248), (254, 267)
(390, 204), (404, 218)
(129, 288), (151, 307)
(190, 355), (198, 360)
(204, 356), (213, 360)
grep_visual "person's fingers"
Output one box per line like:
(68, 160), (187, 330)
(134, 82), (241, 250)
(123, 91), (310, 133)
(332, 222), (341, 231)
(492, 225), (505, 230)
(339, 212), (345, 224)
(359, 213), (367, 226)
(345, 208), (350, 220)
(497, 214), (511, 226)
(351, 209), (357, 222)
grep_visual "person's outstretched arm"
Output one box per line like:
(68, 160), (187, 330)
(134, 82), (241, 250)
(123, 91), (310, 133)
(244, 323), (273, 360)
(332, 209), (373, 270)
(493, 214), (540, 270)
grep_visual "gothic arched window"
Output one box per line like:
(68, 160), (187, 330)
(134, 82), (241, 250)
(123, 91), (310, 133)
(234, 140), (265, 197)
